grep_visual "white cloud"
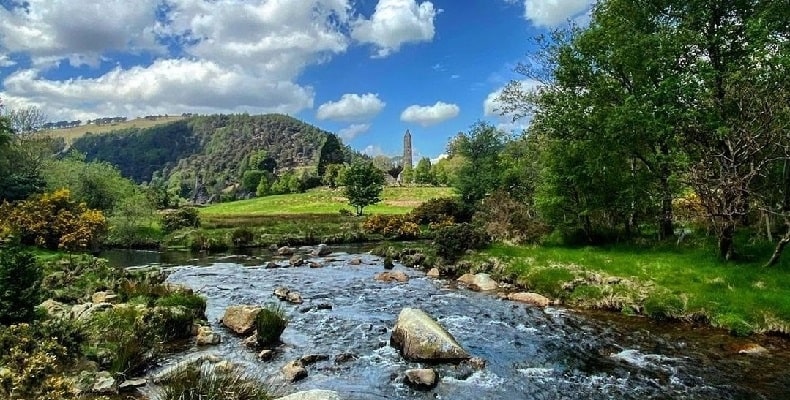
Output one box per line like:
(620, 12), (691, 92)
(0, 0), (163, 66)
(316, 93), (385, 121)
(0, 0), (357, 119)
(338, 123), (371, 140)
(519, 0), (595, 27)
(362, 145), (387, 157)
(430, 153), (448, 164)
(0, 59), (313, 121)
(0, 54), (15, 68)
(352, 0), (437, 57)
(400, 101), (460, 126)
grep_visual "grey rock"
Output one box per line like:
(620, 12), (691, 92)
(404, 368), (438, 390)
(276, 390), (342, 400)
(390, 308), (470, 362)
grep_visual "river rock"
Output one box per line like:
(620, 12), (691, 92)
(300, 354), (330, 366)
(375, 271), (409, 283)
(309, 262), (324, 268)
(259, 349), (275, 361)
(265, 262), (281, 269)
(91, 291), (119, 304)
(426, 268), (440, 278)
(383, 256), (395, 269)
(290, 255), (305, 267)
(286, 291), (304, 304)
(349, 258), (363, 265)
(278, 246), (295, 256)
(276, 390), (342, 400)
(390, 308), (470, 362)
(243, 333), (258, 348)
(282, 360), (308, 382)
(92, 371), (117, 394)
(737, 343), (768, 355)
(312, 244), (332, 257)
(404, 368), (438, 390)
(39, 299), (70, 318)
(118, 378), (147, 392)
(71, 302), (113, 320)
(163, 283), (194, 294)
(457, 273), (498, 291)
(196, 326), (221, 345)
(274, 286), (290, 300)
(221, 305), (262, 335)
(507, 292), (550, 307)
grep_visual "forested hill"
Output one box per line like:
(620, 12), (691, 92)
(71, 113), (355, 200)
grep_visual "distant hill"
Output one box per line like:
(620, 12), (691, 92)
(45, 116), (186, 144)
(70, 114), (357, 202)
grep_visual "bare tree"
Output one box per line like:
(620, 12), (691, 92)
(7, 106), (48, 134)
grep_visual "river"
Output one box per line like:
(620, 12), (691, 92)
(106, 247), (790, 400)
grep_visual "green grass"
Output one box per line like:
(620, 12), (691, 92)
(201, 186), (454, 217)
(477, 239), (790, 335)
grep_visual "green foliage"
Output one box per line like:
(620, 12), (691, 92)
(433, 223), (490, 262)
(157, 363), (271, 400)
(321, 163), (345, 189)
(44, 155), (141, 212)
(155, 292), (207, 319)
(317, 133), (345, 177)
(521, 268), (575, 298)
(161, 207), (201, 233)
(255, 305), (288, 347)
(409, 197), (472, 225)
(231, 227), (256, 247)
(0, 132), (48, 202)
(343, 161), (385, 216)
(362, 215), (421, 239)
(0, 189), (107, 251)
(0, 247), (42, 324)
(241, 170), (266, 193)
(85, 305), (157, 374)
(0, 320), (85, 399)
(643, 292), (686, 321)
(413, 157), (434, 185)
(451, 122), (508, 205)
(474, 191), (550, 244)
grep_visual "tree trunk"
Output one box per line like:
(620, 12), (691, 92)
(717, 222), (735, 260)
(658, 166), (674, 240)
(765, 223), (790, 267)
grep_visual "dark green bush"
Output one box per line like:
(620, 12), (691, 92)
(86, 305), (157, 374)
(158, 363), (271, 400)
(643, 292), (686, 321)
(188, 231), (229, 252)
(161, 207), (201, 233)
(255, 305), (287, 347)
(409, 197), (473, 225)
(433, 223), (490, 262)
(0, 246), (42, 324)
(231, 227), (256, 248)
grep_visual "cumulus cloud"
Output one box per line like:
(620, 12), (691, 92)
(1, 59), (313, 120)
(0, 0), (162, 66)
(430, 153), (448, 164)
(352, 0), (437, 57)
(362, 145), (387, 157)
(316, 93), (386, 121)
(0, 54), (15, 68)
(515, 0), (595, 27)
(338, 123), (371, 140)
(400, 101), (459, 127)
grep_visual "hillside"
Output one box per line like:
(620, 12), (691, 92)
(44, 116), (185, 144)
(71, 114), (357, 201)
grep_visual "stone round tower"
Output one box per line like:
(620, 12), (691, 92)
(403, 129), (413, 168)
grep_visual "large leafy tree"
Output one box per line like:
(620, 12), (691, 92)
(317, 133), (345, 177)
(343, 161), (385, 216)
(451, 122), (508, 205)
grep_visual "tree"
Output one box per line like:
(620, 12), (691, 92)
(0, 117), (48, 202)
(322, 163), (345, 189)
(317, 133), (345, 176)
(0, 247), (42, 324)
(451, 122), (508, 205)
(6, 106), (47, 135)
(413, 157), (434, 185)
(241, 170), (265, 193)
(399, 165), (413, 185)
(342, 161), (385, 216)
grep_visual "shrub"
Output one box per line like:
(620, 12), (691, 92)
(187, 231), (229, 252)
(0, 321), (84, 400)
(0, 189), (107, 250)
(363, 215), (422, 239)
(231, 227), (256, 248)
(255, 305), (288, 347)
(85, 305), (158, 374)
(157, 363), (271, 400)
(409, 197), (472, 225)
(40, 255), (121, 304)
(156, 292), (207, 319)
(0, 247), (42, 324)
(474, 191), (550, 244)
(161, 207), (201, 234)
(643, 292), (686, 320)
(433, 223), (490, 262)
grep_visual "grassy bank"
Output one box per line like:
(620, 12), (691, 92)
(469, 241), (790, 336)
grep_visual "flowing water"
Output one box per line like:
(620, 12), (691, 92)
(115, 247), (790, 400)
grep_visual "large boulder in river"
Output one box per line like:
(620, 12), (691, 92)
(277, 390), (342, 400)
(221, 305), (262, 335)
(404, 368), (438, 390)
(390, 308), (470, 362)
(457, 273), (498, 291)
(312, 244), (332, 257)
(375, 271), (409, 283)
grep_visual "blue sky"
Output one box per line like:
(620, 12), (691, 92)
(0, 0), (594, 160)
